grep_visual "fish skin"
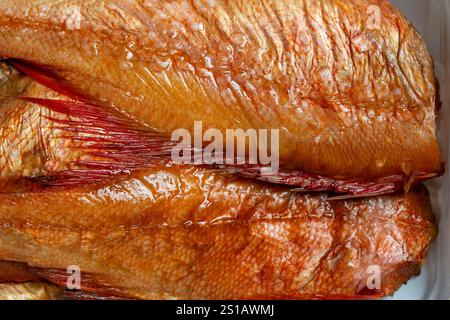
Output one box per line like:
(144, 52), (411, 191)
(0, 62), (30, 101)
(0, 80), (98, 192)
(0, 61), (176, 192)
(0, 169), (437, 299)
(0, 75), (437, 300)
(0, 62), (432, 195)
(0, 282), (63, 300)
(0, 0), (443, 188)
(0, 72), (438, 299)
(0, 261), (40, 282)
(0, 165), (349, 231)
(0, 1), (440, 300)
(0, 259), (63, 300)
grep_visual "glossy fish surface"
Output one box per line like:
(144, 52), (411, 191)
(0, 0), (442, 300)
(0, 167), (437, 299)
(0, 0), (443, 194)
(0, 65), (439, 299)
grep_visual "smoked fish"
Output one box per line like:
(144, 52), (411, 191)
(0, 72), (439, 298)
(0, 1), (441, 300)
(0, 0), (443, 194)
(0, 177), (437, 299)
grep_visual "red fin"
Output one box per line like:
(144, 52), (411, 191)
(34, 268), (131, 299)
(63, 290), (133, 300)
(10, 59), (94, 105)
(225, 166), (438, 196)
(21, 97), (176, 188)
(241, 293), (382, 300)
(31, 268), (383, 300)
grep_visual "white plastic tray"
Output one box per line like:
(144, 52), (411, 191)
(388, 0), (450, 300)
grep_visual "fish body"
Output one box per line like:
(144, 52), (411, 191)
(0, 0), (441, 300)
(0, 0), (443, 193)
(0, 180), (437, 299)
(0, 78), (439, 298)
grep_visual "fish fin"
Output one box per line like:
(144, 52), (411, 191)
(10, 59), (94, 105)
(20, 97), (175, 188)
(241, 293), (382, 300)
(34, 268), (131, 299)
(0, 261), (41, 283)
(63, 290), (133, 300)
(238, 167), (435, 196)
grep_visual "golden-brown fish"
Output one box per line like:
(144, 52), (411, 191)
(0, 0), (441, 300)
(0, 67), (81, 192)
(0, 0), (443, 194)
(0, 71), (439, 298)
(0, 179), (437, 299)
(0, 61), (175, 192)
